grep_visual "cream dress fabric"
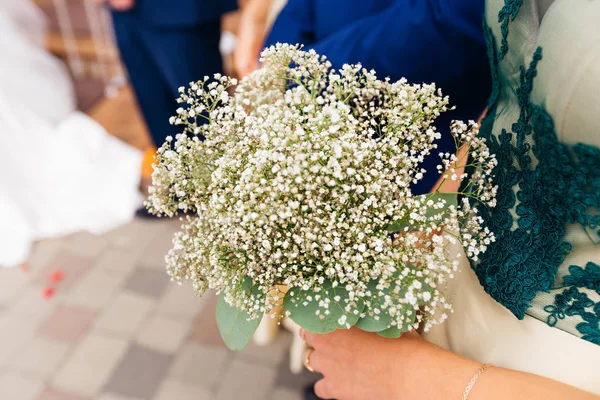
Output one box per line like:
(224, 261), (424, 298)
(425, 0), (600, 394)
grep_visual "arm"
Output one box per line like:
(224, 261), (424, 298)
(265, 0), (488, 94)
(302, 328), (599, 400)
(304, 0), (487, 90)
(234, 0), (272, 77)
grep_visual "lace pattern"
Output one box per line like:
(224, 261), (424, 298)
(467, 2), (600, 345)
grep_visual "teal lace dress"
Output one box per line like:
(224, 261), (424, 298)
(424, 0), (600, 393)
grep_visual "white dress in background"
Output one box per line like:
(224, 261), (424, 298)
(0, 0), (142, 267)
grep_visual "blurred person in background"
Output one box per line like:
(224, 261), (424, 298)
(234, 0), (491, 195)
(98, 0), (237, 216)
(0, 0), (142, 268)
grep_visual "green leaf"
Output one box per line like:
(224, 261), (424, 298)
(423, 192), (458, 219)
(356, 271), (424, 337)
(385, 192), (458, 232)
(284, 280), (365, 333)
(377, 326), (402, 338)
(216, 278), (264, 350)
(375, 305), (418, 339)
(356, 276), (421, 334)
(385, 220), (411, 233)
(355, 279), (392, 332)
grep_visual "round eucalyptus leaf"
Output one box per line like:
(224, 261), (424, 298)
(216, 277), (265, 351)
(216, 293), (263, 350)
(355, 279), (392, 332)
(284, 280), (365, 333)
(377, 325), (402, 339)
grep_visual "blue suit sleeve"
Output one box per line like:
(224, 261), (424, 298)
(309, 1), (487, 93)
(267, 0), (491, 194)
(265, 0), (315, 46)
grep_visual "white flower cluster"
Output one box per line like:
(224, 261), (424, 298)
(147, 44), (497, 333)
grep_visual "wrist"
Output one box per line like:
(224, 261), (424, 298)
(439, 350), (484, 399)
(400, 339), (483, 400)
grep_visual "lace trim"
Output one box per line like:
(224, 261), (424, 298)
(544, 263), (600, 345)
(469, 1), (600, 345)
(497, 0), (524, 60)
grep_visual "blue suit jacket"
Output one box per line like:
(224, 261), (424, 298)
(134, 0), (237, 27)
(266, 0), (491, 193)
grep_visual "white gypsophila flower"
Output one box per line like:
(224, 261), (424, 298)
(146, 44), (497, 333)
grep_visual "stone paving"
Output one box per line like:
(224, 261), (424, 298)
(0, 218), (315, 400)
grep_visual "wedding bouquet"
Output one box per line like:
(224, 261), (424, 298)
(147, 44), (497, 350)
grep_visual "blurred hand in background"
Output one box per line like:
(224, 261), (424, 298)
(93, 0), (134, 12)
(234, 0), (271, 77)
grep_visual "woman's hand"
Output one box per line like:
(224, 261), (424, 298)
(301, 327), (480, 400)
(301, 327), (600, 400)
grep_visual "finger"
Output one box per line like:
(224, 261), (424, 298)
(298, 328), (307, 342)
(304, 347), (330, 376)
(234, 37), (261, 77)
(302, 348), (318, 373)
(300, 328), (320, 348)
(303, 330), (321, 349)
(314, 378), (336, 400)
(234, 20), (264, 77)
(108, 0), (134, 11)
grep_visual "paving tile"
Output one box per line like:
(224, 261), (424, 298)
(64, 267), (131, 311)
(135, 315), (191, 354)
(36, 387), (88, 400)
(37, 305), (96, 342)
(94, 292), (155, 337)
(37, 252), (93, 291)
(10, 284), (60, 325)
(95, 394), (141, 400)
(0, 266), (30, 304)
(187, 295), (225, 347)
(269, 387), (303, 400)
(214, 359), (277, 400)
(93, 249), (139, 279)
(103, 219), (159, 254)
(137, 222), (182, 270)
(0, 372), (44, 400)
(155, 284), (208, 320)
(152, 380), (211, 400)
(239, 329), (293, 367)
(0, 314), (38, 366)
(275, 351), (319, 392)
(9, 337), (71, 379)
(65, 231), (109, 258)
(168, 343), (230, 390)
(124, 269), (169, 299)
(53, 334), (128, 397)
(102, 344), (172, 400)
(28, 238), (65, 272)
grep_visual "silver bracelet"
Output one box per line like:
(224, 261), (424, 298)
(462, 363), (493, 400)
